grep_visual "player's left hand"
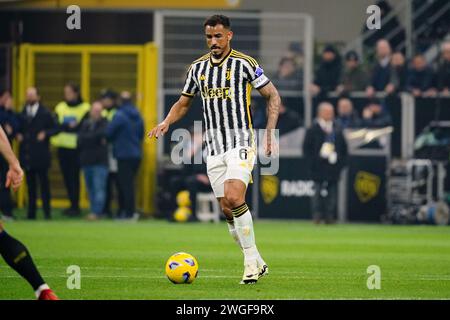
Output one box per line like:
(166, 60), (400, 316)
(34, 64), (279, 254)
(263, 130), (278, 157)
(5, 162), (24, 191)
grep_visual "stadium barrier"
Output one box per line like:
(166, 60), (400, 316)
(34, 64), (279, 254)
(253, 127), (390, 221)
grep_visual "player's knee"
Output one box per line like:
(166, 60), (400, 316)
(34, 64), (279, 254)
(224, 193), (244, 208)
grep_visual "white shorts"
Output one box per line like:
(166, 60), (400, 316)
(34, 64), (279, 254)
(206, 146), (256, 198)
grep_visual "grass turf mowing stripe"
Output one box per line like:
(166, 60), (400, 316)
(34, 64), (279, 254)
(0, 220), (449, 299)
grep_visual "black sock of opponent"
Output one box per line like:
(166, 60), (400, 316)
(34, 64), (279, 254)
(0, 230), (45, 290)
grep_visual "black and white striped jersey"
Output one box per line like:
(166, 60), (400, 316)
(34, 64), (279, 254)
(181, 49), (270, 156)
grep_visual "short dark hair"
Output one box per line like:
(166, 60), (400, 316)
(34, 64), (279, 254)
(345, 50), (359, 61)
(99, 88), (118, 100)
(204, 15), (231, 29)
(65, 82), (80, 95)
(279, 57), (296, 67)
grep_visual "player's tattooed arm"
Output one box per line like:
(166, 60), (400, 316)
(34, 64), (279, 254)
(258, 82), (280, 131)
(148, 95), (194, 139)
(258, 82), (281, 156)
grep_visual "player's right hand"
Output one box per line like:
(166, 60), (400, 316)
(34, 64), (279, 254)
(148, 121), (169, 139)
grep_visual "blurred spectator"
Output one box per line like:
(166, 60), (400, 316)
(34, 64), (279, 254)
(361, 99), (392, 128)
(78, 101), (109, 221)
(252, 97), (301, 134)
(17, 87), (58, 220)
(406, 54), (436, 97)
(336, 51), (369, 94)
(0, 91), (18, 140)
(272, 57), (303, 91)
(285, 42), (304, 68)
(335, 97), (361, 129)
(100, 89), (119, 121)
(366, 39), (392, 97)
(303, 102), (348, 224)
(51, 83), (90, 216)
(311, 45), (342, 97)
(278, 102), (301, 136)
(106, 91), (144, 220)
(386, 51), (408, 94)
(436, 41), (450, 95)
(0, 89), (18, 220)
(99, 89), (124, 217)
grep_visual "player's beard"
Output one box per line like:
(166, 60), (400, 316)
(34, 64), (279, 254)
(211, 45), (229, 59)
(211, 48), (223, 59)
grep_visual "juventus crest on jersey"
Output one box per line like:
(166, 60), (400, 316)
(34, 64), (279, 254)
(182, 49), (270, 156)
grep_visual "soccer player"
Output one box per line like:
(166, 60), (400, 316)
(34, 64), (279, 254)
(149, 15), (280, 284)
(0, 126), (58, 300)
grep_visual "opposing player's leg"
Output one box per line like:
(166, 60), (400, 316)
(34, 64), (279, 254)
(0, 221), (58, 300)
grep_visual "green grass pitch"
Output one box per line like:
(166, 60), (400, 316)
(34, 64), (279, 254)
(1, 218), (450, 299)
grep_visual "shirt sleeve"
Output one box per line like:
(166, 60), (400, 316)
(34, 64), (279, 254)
(181, 65), (199, 98)
(244, 58), (271, 89)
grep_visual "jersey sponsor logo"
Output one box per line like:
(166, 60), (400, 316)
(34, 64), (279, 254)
(200, 85), (234, 100)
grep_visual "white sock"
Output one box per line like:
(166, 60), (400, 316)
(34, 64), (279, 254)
(255, 247), (267, 267)
(232, 204), (259, 265)
(227, 220), (243, 250)
(35, 283), (50, 298)
(227, 218), (267, 267)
